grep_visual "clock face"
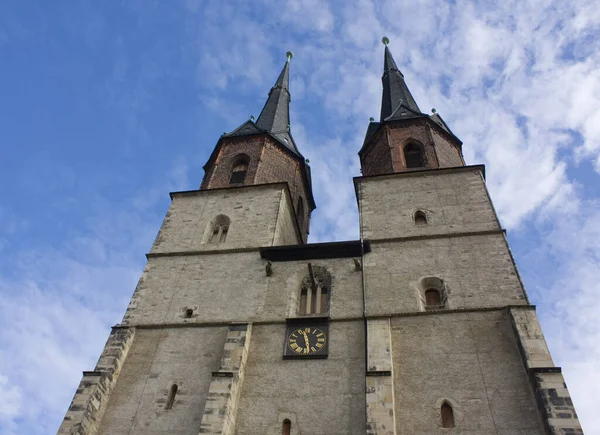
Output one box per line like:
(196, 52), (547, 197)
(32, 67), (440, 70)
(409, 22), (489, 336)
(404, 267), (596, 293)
(286, 326), (327, 356)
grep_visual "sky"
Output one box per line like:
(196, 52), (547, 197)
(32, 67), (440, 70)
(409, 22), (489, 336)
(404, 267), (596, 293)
(0, 0), (599, 433)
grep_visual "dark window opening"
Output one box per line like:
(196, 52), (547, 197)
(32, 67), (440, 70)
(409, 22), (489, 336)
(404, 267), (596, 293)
(425, 289), (442, 310)
(165, 384), (178, 410)
(404, 143), (424, 168)
(229, 158), (249, 184)
(282, 419), (291, 435)
(414, 210), (427, 225)
(441, 402), (455, 428)
(185, 308), (194, 318)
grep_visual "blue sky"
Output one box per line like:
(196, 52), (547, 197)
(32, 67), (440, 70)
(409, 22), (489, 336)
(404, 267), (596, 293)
(1, 1), (599, 433)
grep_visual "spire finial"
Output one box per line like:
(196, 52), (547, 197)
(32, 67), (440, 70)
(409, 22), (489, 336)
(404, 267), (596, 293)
(382, 36), (390, 46)
(286, 51), (294, 62)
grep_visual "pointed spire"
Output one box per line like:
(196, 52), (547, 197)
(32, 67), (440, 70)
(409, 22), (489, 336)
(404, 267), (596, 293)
(225, 52), (301, 156)
(380, 37), (423, 122)
(256, 52), (292, 135)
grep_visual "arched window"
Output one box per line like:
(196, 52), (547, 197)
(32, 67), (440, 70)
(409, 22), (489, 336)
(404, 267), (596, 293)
(282, 419), (291, 435)
(418, 277), (448, 311)
(165, 384), (178, 410)
(229, 155), (249, 184)
(297, 197), (305, 229)
(414, 210), (427, 225)
(441, 402), (455, 428)
(425, 289), (442, 309)
(404, 143), (424, 168)
(299, 266), (331, 315)
(205, 214), (230, 244)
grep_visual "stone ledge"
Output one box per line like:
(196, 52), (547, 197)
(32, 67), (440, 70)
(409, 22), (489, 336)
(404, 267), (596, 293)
(367, 229), (506, 245)
(531, 366), (562, 374)
(366, 370), (392, 377)
(119, 305), (535, 330)
(212, 372), (234, 378)
(147, 246), (260, 259)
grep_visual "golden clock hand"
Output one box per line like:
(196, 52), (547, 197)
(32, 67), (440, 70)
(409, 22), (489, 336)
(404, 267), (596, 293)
(301, 331), (310, 351)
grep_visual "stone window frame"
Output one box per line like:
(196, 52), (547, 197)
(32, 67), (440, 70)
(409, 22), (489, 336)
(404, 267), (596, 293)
(435, 397), (458, 428)
(202, 214), (231, 244)
(416, 277), (449, 311)
(298, 265), (331, 316)
(413, 209), (428, 225)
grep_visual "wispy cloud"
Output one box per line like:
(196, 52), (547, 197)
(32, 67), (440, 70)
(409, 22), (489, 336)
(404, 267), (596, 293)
(0, 0), (598, 433)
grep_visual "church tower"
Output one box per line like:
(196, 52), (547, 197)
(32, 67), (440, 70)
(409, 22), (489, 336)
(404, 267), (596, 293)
(58, 42), (583, 435)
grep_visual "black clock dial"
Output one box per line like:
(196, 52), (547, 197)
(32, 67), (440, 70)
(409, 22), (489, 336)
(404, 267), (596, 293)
(287, 327), (327, 355)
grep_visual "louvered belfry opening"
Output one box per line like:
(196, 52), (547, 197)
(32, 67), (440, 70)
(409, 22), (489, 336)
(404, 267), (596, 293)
(229, 156), (249, 184)
(404, 143), (424, 168)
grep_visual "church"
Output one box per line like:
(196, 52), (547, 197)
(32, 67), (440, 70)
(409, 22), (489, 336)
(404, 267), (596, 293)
(58, 40), (583, 435)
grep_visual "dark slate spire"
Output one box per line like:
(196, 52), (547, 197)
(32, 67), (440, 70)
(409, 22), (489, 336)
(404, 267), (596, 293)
(225, 51), (300, 156)
(256, 54), (291, 133)
(380, 38), (424, 122)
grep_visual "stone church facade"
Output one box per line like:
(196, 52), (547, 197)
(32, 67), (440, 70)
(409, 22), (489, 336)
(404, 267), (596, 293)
(58, 42), (583, 435)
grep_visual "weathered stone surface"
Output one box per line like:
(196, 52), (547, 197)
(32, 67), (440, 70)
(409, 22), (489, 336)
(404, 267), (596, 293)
(58, 130), (582, 435)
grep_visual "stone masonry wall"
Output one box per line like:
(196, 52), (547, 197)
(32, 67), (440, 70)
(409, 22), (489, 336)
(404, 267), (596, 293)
(58, 327), (135, 435)
(360, 119), (463, 176)
(510, 307), (583, 434)
(199, 324), (252, 434)
(150, 184), (290, 254)
(359, 168), (498, 241)
(366, 318), (396, 435)
(360, 129), (393, 177)
(387, 121), (438, 172)
(234, 321), (366, 435)
(391, 310), (542, 434)
(201, 135), (312, 241)
(96, 327), (228, 435)
(364, 234), (527, 315)
(273, 188), (301, 245)
(122, 255), (363, 326)
(255, 138), (312, 240)
(431, 128), (464, 167)
(202, 136), (263, 190)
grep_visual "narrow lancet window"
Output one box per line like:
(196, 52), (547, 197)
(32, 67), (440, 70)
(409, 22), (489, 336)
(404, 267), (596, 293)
(165, 384), (178, 410)
(404, 143), (424, 168)
(282, 419), (291, 435)
(414, 210), (427, 225)
(441, 402), (455, 428)
(229, 155), (249, 184)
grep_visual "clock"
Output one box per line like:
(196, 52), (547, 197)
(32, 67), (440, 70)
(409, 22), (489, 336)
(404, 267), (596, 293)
(283, 324), (328, 359)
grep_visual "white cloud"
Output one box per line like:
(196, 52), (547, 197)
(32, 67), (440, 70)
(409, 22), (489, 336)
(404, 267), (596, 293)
(2, 0), (600, 433)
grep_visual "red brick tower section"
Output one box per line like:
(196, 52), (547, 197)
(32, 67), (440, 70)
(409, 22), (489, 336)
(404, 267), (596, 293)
(359, 40), (465, 176)
(200, 53), (315, 243)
